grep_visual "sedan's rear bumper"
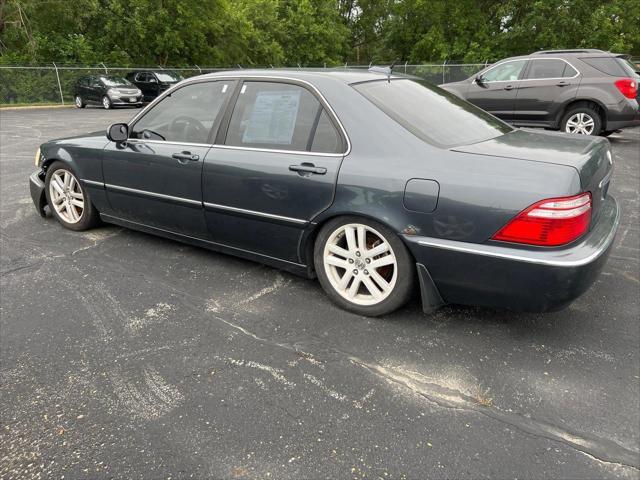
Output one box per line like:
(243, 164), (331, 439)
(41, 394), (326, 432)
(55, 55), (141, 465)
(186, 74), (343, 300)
(405, 195), (619, 312)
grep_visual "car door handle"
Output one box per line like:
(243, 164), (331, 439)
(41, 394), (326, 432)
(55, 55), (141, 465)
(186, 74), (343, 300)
(556, 81), (569, 87)
(172, 152), (199, 163)
(503, 84), (515, 91)
(289, 163), (327, 175)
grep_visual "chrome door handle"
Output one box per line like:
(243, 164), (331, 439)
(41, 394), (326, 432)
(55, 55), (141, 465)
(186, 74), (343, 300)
(172, 152), (199, 163)
(289, 163), (327, 175)
(503, 84), (514, 91)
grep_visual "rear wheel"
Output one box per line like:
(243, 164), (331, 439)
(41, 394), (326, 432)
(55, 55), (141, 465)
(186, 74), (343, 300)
(560, 105), (602, 135)
(314, 217), (415, 316)
(102, 96), (112, 110)
(45, 161), (99, 231)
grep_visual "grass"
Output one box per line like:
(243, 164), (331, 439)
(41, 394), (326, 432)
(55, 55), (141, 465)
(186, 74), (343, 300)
(0, 102), (70, 109)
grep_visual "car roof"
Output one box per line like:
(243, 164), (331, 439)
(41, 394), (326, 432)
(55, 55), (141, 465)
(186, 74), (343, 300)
(199, 69), (401, 85)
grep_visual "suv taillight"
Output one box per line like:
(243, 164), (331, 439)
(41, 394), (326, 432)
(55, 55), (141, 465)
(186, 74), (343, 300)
(614, 78), (638, 99)
(492, 193), (592, 246)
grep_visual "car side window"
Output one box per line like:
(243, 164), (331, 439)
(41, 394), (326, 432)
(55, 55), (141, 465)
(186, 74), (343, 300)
(131, 81), (234, 144)
(225, 81), (340, 153)
(311, 110), (343, 153)
(526, 59), (574, 79)
(135, 73), (147, 82)
(482, 60), (527, 82)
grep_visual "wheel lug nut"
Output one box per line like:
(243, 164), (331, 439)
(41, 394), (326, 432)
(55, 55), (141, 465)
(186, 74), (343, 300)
(348, 259), (354, 264)
(355, 251), (361, 257)
(353, 269), (358, 275)
(364, 270), (369, 275)
(365, 258), (370, 264)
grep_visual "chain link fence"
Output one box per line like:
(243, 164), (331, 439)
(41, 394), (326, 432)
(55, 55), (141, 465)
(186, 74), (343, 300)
(0, 62), (489, 105)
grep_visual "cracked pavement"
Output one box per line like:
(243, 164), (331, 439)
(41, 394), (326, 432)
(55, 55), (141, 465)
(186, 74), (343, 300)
(1, 108), (639, 479)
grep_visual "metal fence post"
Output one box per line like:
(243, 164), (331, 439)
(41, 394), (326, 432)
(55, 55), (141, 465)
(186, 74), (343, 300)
(442, 59), (447, 84)
(52, 62), (65, 105)
(195, 64), (201, 74)
(100, 62), (108, 74)
(404, 61), (408, 74)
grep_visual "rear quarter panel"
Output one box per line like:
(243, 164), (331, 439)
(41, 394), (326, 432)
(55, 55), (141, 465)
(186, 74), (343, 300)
(307, 79), (582, 253)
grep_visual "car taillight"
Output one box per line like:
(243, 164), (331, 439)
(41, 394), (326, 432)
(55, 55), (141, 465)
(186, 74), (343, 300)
(614, 78), (637, 99)
(492, 193), (592, 246)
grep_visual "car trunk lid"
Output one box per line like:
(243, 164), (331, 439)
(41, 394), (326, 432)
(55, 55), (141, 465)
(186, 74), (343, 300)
(451, 129), (613, 220)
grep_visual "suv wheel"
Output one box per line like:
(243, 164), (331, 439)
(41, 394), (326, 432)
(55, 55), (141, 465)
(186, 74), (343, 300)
(102, 96), (112, 110)
(75, 95), (85, 108)
(560, 105), (602, 135)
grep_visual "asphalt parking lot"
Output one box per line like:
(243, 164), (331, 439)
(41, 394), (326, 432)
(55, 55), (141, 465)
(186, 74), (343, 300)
(1, 107), (639, 479)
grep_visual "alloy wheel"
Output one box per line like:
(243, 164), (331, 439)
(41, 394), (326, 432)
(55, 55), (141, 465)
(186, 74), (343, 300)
(103, 96), (111, 109)
(323, 223), (397, 306)
(49, 169), (84, 224)
(75, 96), (82, 108)
(565, 113), (595, 135)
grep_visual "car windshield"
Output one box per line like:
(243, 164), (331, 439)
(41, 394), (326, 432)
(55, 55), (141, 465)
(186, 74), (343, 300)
(155, 72), (183, 82)
(353, 78), (513, 148)
(100, 76), (133, 87)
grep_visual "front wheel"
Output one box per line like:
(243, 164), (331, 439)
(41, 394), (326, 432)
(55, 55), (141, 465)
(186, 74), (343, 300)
(44, 161), (99, 231)
(102, 96), (112, 110)
(560, 105), (602, 135)
(74, 95), (85, 108)
(314, 217), (415, 316)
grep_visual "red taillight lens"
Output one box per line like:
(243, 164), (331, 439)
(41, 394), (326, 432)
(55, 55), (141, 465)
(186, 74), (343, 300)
(492, 193), (592, 246)
(614, 78), (637, 99)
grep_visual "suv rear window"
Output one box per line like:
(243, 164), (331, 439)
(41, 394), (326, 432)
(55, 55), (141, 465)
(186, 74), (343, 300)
(580, 57), (635, 77)
(353, 79), (512, 148)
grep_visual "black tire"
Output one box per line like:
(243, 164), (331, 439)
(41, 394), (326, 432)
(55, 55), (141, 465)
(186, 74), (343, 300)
(102, 96), (112, 110)
(74, 95), (85, 108)
(313, 216), (415, 316)
(44, 161), (99, 231)
(560, 104), (602, 136)
(601, 130), (617, 137)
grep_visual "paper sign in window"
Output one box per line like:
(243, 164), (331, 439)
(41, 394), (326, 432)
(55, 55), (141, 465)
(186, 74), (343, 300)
(242, 90), (301, 145)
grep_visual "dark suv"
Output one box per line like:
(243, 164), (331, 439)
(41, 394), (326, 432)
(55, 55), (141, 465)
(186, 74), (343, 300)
(73, 75), (143, 109)
(125, 71), (184, 102)
(441, 49), (639, 136)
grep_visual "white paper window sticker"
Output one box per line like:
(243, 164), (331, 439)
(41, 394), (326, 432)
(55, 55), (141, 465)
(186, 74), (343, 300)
(242, 90), (301, 145)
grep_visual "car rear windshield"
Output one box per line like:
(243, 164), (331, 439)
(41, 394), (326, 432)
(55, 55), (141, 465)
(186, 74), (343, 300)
(580, 56), (638, 77)
(353, 78), (512, 148)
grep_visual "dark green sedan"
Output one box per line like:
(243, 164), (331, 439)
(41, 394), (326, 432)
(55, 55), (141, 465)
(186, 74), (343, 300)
(30, 69), (619, 316)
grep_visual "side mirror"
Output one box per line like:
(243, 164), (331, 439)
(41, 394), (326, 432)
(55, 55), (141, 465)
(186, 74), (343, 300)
(475, 75), (485, 85)
(107, 123), (129, 142)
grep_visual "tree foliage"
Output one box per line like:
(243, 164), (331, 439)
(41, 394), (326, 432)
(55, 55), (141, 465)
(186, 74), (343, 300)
(1, 0), (638, 66)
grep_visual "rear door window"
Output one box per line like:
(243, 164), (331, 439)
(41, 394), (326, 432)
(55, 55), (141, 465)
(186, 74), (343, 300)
(526, 59), (576, 79)
(224, 81), (344, 153)
(354, 79), (513, 148)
